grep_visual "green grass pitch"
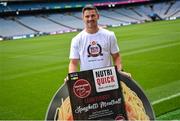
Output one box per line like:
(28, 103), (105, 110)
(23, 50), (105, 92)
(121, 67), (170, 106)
(0, 19), (180, 120)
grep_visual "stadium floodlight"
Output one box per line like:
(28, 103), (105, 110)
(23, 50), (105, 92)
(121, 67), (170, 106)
(0, 2), (7, 6)
(16, 11), (19, 15)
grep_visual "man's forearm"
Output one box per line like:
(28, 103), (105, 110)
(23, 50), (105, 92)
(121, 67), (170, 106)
(68, 59), (79, 73)
(114, 59), (123, 71)
(112, 53), (123, 71)
(69, 64), (78, 73)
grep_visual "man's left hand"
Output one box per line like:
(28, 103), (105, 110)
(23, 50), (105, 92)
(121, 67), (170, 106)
(119, 71), (132, 79)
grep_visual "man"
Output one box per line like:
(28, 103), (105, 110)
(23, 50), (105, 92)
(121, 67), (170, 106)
(68, 5), (131, 77)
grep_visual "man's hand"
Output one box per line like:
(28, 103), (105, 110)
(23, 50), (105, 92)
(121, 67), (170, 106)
(64, 76), (69, 82)
(119, 71), (132, 79)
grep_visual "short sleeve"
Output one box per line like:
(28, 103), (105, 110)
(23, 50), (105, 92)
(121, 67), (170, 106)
(69, 38), (80, 59)
(110, 32), (120, 54)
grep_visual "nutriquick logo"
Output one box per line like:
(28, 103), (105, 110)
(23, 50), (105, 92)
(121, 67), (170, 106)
(93, 67), (119, 92)
(73, 79), (91, 98)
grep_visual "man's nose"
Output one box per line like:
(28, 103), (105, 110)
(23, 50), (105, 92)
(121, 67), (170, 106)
(88, 16), (93, 20)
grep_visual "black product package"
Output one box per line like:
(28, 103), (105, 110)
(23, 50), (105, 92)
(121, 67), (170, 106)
(67, 66), (128, 120)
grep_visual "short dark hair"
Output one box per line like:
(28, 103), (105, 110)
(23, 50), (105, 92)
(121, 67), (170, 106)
(82, 5), (99, 14)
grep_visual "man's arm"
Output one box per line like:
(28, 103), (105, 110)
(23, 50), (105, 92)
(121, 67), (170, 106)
(69, 59), (79, 73)
(112, 52), (132, 78)
(111, 52), (122, 71)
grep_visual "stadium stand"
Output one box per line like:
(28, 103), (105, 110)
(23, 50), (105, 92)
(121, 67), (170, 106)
(0, 17), (35, 38)
(153, 2), (169, 19)
(48, 13), (84, 29)
(18, 15), (71, 33)
(0, 4), (6, 12)
(0, 0), (179, 40)
(114, 8), (144, 21)
(101, 9), (140, 23)
(132, 5), (152, 21)
(163, 0), (180, 19)
(73, 11), (124, 26)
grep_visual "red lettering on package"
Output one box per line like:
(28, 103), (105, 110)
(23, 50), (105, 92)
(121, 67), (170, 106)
(73, 79), (91, 98)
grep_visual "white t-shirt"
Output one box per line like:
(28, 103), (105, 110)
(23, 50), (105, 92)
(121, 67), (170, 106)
(69, 28), (120, 71)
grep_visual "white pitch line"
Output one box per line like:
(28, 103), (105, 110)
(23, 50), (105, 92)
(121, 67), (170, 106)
(122, 42), (180, 56)
(152, 92), (180, 105)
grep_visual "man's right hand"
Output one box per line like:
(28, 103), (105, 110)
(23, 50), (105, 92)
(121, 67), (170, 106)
(119, 71), (132, 79)
(64, 76), (69, 82)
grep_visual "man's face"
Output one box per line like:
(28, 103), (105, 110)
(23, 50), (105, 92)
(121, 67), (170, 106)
(82, 9), (99, 29)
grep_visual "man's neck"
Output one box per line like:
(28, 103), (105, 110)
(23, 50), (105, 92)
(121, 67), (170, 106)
(85, 26), (99, 34)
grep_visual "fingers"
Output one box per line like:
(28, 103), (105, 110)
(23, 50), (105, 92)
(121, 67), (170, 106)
(119, 71), (132, 79)
(64, 76), (69, 82)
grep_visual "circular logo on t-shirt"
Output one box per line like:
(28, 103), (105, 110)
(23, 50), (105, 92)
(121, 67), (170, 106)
(87, 41), (103, 57)
(73, 79), (91, 98)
